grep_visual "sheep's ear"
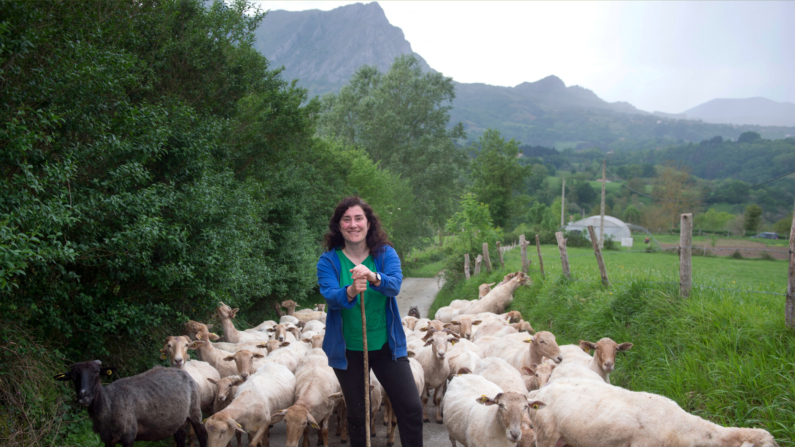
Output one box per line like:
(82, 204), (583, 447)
(254, 353), (264, 359)
(406, 351), (415, 358)
(54, 372), (73, 381)
(99, 367), (117, 377)
(223, 355), (235, 362)
(420, 327), (428, 332)
(231, 309), (239, 318)
(188, 340), (204, 350)
(369, 385), (375, 391)
(472, 320), (482, 325)
(280, 342), (291, 347)
(266, 328), (275, 332)
(205, 323), (214, 330)
(207, 378), (218, 385)
(457, 367), (471, 375)
(227, 418), (246, 433)
(487, 282), (496, 287)
(450, 321), (460, 326)
(423, 339), (433, 347)
(271, 409), (288, 424)
(447, 337), (457, 344)
(208, 333), (220, 341)
(443, 323), (452, 328)
(306, 412), (320, 429)
(256, 344), (267, 349)
(160, 353), (168, 360)
(302, 338), (312, 344)
(527, 400), (546, 411)
(522, 366), (535, 375)
(617, 342), (634, 351)
(475, 395), (497, 406)
(231, 377), (245, 386)
(523, 337), (534, 344)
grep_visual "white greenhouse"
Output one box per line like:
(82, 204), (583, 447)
(564, 215), (632, 242)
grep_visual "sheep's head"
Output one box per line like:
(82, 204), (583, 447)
(522, 363), (556, 390)
(423, 329), (457, 360)
(446, 315), (482, 340)
(403, 316), (418, 331)
(272, 404), (320, 447)
(204, 412), (246, 447)
(161, 335), (202, 368)
(511, 321), (535, 334)
(314, 303), (326, 312)
(216, 302), (239, 320)
(478, 282), (496, 298)
(525, 331), (562, 363)
(504, 311), (523, 324)
(581, 338), (633, 373)
(257, 339), (290, 353)
(54, 360), (117, 407)
(476, 391), (544, 443)
(734, 428), (780, 447)
(208, 376), (244, 404)
(280, 300), (298, 310)
(184, 320), (213, 340)
(267, 323), (297, 342)
(195, 327), (219, 343)
(223, 349), (264, 380)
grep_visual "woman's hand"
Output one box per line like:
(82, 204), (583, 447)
(349, 264), (377, 283)
(347, 277), (368, 301)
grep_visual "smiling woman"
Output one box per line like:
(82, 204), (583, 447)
(316, 196), (424, 447)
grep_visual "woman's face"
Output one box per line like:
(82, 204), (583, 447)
(339, 205), (370, 246)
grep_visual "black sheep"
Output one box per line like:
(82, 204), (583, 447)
(55, 360), (207, 447)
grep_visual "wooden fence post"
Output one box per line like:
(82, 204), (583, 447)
(482, 243), (492, 273)
(787, 198), (795, 328)
(519, 235), (529, 274)
(587, 225), (609, 286)
(679, 213), (693, 298)
(464, 254), (470, 280)
(474, 255), (483, 275)
(555, 231), (571, 280)
(535, 234), (545, 278)
(496, 241), (505, 269)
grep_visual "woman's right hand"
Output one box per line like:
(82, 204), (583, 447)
(347, 277), (368, 301)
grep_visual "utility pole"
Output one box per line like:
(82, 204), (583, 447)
(600, 160), (606, 248)
(561, 177), (566, 228)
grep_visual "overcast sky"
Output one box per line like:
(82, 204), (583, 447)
(255, 1), (794, 113)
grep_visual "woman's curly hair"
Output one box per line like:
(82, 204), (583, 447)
(324, 196), (392, 256)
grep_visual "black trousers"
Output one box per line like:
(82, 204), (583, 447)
(334, 344), (423, 447)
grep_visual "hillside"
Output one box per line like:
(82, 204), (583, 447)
(255, 3), (795, 147)
(682, 97), (795, 127)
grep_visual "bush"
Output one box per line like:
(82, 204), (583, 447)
(731, 250), (744, 259)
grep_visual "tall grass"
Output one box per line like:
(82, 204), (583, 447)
(432, 250), (795, 445)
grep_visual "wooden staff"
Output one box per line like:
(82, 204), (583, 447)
(360, 290), (371, 445)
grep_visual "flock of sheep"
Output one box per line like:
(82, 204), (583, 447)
(54, 271), (780, 447)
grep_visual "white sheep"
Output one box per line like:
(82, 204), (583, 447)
(271, 349), (341, 447)
(384, 356), (425, 447)
(160, 335), (220, 413)
(414, 329), (456, 423)
(528, 378), (779, 447)
(192, 328), (242, 377)
(446, 338), (483, 380)
(459, 272), (529, 315)
(215, 302), (270, 343)
(204, 362), (296, 447)
(473, 357), (527, 396)
(558, 338), (633, 384)
(442, 374), (546, 447)
(480, 331), (563, 371)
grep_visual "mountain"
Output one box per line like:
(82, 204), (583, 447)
(681, 97), (795, 127)
(254, 3), (795, 148)
(254, 2), (432, 97)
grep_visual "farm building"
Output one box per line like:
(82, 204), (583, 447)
(564, 215), (632, 241)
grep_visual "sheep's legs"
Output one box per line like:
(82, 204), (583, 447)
(449, 434), (457, 447)
(433, 383), (445, 424)
(421, 384), (430, 423)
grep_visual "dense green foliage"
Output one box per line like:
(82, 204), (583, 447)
(469, 129), (529, 228)
(317, 55), (468, 229)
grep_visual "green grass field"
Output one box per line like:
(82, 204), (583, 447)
(430, 248), (795, 445)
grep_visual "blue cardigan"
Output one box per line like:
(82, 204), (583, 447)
(317, 245), (407, 369)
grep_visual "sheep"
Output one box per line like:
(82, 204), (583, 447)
(280, 300), (327, 323)
(443, 314), (483, 340)
(185, 320), (215, 340)
(223, 349), (266, 381)
(250, 319), (278, 333)
(210, 340), (269, 356)
(478, 282), (497, 298)
(301, 320), (325, 334)
(160, 335), (221, 412)
(528, 378), (779, 447)
(384, 355), (425, 447)
(473, 357), (527, 396)
(271, 349), (341, 447)
(481, 331), (563, 371)
(54, 360), (207, 447)
(207, 376), (245, 447)
(402, 316), (419, 330)
(280, 315), (301, 325)
(368, 371), (384, 438)
(267, 322), (300, 343)
(204, 362), (296, 447)
(193, 328), (242, 377)
(301, 334), (324, 349)
(215, 302), (270, 343)
(314, 303), (326, 312)
(414, 328), (456, 423)
(446, 338), (483, 381)
(413, 318), (431, 332)
(546, 362), (603, 383)
(522, 361), (556, 391)
(460, 272), (530, 315)
(442, 374), (546, 447)
(261, 343), (302, 373)
(473, 310), (524, 324)
(434, 306), (462, 324)
(558, 338), (633, 384)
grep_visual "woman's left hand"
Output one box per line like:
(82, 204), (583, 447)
(350, 264), (378, 283)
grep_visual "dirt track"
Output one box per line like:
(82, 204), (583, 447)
(658, 240), (788, 260)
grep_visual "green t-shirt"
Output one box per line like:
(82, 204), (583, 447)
(338, 249), (388, 352)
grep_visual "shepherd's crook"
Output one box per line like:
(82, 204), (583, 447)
(360, 290), (371, 446)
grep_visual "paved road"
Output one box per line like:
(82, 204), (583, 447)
(256, 276), (448, 447)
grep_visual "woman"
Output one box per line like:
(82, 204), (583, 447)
(317, 196), (423, 447)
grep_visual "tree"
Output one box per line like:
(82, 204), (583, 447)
(743, 204), (763, 233)
(622, 205), (641, 224)
(738, 131), (761, 143)
(317, 55), (467, 229)
(653, 161), (701, 229)
(695, 209), (735, 231)
(572, 180), (597, 206)
(469, 129), (529, 228)
(774, 216), (792, 237)
(627, 177), (646, 194)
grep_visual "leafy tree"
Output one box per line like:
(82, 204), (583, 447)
(572, 180), (597, 206)
(738, 131), (761, 143)
(695, 209), (735, 231)
(743, 204), (763, 233)
(653, 161), (701, 229)
(444, 194), (502, 280)
(627, 177), (646, 194)
(773, 216), (792, 236)
(622, 205), (641, 224)
(469, 129), (529, 228)
(317, 55), (467, 229)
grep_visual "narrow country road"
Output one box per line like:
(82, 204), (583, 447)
(262, 276), (449, 447)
